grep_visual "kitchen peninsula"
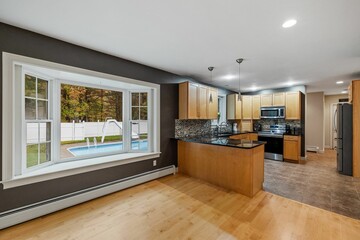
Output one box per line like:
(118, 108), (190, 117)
(177, 136), (265, 197)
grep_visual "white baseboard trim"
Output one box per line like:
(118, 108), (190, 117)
(0, 166), (175, 230)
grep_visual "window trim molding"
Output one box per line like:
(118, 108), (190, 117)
(2, 52), (161, 185)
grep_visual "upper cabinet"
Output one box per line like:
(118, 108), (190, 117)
(242, 95), (252, 119)
(260, 94), (273, 107)
(207, 88), (218, 119)
(179, 82), (218, 119)
(273, 92), (286, 106)
(227, 94), (242, 120)
(252, 95), (261, 119)
(285, 92), (301, 120)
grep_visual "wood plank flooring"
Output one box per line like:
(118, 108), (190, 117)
(1, 174), (360, 240)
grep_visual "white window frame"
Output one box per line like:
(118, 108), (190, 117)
(21, 69), (54, 174)
(2, 52), (161, 189)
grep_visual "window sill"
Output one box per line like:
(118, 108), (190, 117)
(1, 152), (161, 189)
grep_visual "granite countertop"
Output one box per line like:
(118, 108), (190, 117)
(216, 130), (256, 137)
(176, 137), (265, 149)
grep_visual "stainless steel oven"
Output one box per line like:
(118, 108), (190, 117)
(260, 106), (285, 119)
(258, 125), (285, 161)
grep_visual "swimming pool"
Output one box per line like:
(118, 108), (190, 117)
(68, 141), (148, 156)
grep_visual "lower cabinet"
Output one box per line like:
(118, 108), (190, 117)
(283, 135), (301, 163)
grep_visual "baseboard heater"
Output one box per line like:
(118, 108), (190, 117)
(0, 165), (175, 230)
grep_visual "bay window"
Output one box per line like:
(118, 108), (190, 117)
(2, 53), (160, 188)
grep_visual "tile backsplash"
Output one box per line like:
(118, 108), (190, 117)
(175, 119), (302, 138)
(254, 119), (301, 130)
(175, 119), (233, 138)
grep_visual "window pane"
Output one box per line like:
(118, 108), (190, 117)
(37, 100), (48, 119)
(27, 123), (39, 144)
(140, 107), (147, 120)
(132, 107), (139, 120)
(25, 75), (36, 98)
(60, 84), (124, 159)
(39, 122), (51, 142)
(131, 122), (148, 151)
(132, 93), (139, 106)
(39, 143), (51, 164)
(37, 79), (48, 99)
(25, 98), (36, 119)
(140, 93), (147, 106)
(27, 144), (38, 168)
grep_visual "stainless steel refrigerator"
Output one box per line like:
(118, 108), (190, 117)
(336, 103), (353, 176)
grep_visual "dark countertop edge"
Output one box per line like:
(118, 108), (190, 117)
(283, 133), (302, 136)
(175, 138), (266, 149)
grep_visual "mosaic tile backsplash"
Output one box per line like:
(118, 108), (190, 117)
(175, 119), (234, 138)
(175, 119), (302, 138)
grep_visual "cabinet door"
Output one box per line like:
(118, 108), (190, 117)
(273, 92), (286, 106)
(198, 85), (207, 119)
(252, 95), (261, 119)
(284, 140), (299, 161)
(285, 92), (301, 119)
(242, 95), (252, 119)
(241, 120), (252, 132)
(261, 94), (273, 107)
(227, 94), (236, 120)
(188, 83), (198, 119)
(249, 133), (258, 141)
(207, 89), (218, 119)
(235, 94), (242, 119)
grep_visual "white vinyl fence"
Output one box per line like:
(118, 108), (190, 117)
(26, 121), (148, 142)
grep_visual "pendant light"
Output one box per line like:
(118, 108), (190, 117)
(236, 58), (243, 101)
(208, 66), (214, 102)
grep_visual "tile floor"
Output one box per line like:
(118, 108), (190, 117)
(264, 149), (360, 219)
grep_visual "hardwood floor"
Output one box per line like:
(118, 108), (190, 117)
(1, 174), (360, 240)
(264, 149), (360, 219)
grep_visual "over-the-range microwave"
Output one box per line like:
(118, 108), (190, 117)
(260, 106), (285, 119)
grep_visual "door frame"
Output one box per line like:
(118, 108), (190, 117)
(330, 103), (338, 149)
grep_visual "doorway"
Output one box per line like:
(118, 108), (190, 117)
(330, 103), (338, 149)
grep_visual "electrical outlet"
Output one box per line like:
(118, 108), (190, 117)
(153, 160), (157, 166)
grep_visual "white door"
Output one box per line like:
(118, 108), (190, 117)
(331, 104), (338, 149)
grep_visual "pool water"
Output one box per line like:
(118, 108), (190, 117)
(68, 141), (148, 156)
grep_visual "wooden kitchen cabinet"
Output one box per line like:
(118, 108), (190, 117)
(249, 133), (258, 141)
(198, 85), (207, 119)
(285, 92), (301, 120)
(242, 95), (252, 119)
(261, 94), (273, 107)
(273, 92), (286, 106)
(207, 88), (218, 119)
(283, 135), (301, 163)
(241, 120), (252, 132)
(252, 95), (261, 119)
(179, 82), (218, 119)
(227, 94), (242, 120)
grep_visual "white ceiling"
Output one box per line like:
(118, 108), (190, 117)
(1, 0), (360, 95)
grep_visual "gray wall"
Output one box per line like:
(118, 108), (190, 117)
(305, 92), (325, 152)
(0, 22), (187, 213)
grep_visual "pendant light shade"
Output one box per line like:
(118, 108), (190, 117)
(208, 66), (214, 102)
(236, 58), (243, 101)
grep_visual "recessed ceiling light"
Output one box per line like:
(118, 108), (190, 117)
(286, 81), (295, 86)
(336, 81), (344, 84)
(341, 90), (348, 94)
(221, 74), (237, 80)
(282, 19), (297, 28)
(250, 86), (258, 91)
